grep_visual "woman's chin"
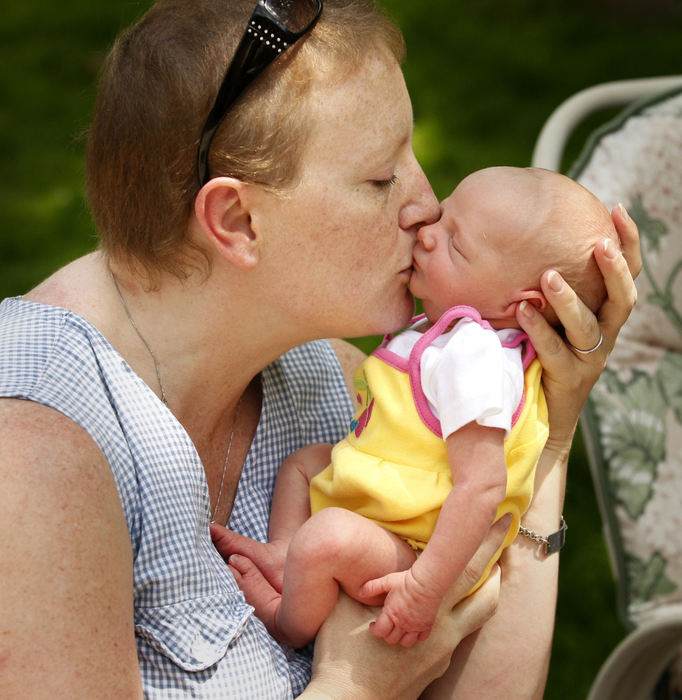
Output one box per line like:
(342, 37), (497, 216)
(380, 294), (416, 333)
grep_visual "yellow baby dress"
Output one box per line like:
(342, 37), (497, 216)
(310, 306), (549, 589)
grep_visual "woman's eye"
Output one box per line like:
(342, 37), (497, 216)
(371, 174), (399, 188)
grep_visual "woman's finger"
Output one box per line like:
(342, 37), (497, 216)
(611, 203), (642, 278)
(228, 564), (242, 583)
(540, 270), (602, 359)
(522, 203), (640, 364)
(593, 237), (638, 348)
(440, 565), (501, 641)
(516, 295), (582, 393)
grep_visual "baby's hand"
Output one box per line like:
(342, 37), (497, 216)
(359, 569), (443, 647)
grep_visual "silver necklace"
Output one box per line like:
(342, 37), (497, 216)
(109, 267), (243, 524)
(110, 269), (168, 407)
(210, 393), (243, 524)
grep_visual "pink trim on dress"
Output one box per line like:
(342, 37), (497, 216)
(409, 307), (493, 437)
(499, 327), (536, 425)
(373, 313), (426, 370)
(372, 306), (537, 438)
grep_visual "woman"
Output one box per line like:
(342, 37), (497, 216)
(0, 0), (639, 697)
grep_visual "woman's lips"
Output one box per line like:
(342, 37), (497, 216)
(399, 264), (414, 279)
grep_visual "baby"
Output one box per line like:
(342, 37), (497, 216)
(222, 166), (619, 649)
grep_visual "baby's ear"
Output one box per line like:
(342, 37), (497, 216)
(502, 289), (547, 317)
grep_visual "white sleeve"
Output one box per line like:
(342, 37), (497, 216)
(420, 321), (525, 439)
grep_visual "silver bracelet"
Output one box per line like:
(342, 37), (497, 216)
(518, 516), (567, 555)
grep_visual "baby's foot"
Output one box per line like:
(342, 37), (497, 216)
(211, 525), (288, 592)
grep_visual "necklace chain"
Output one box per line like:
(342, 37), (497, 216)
(211, 394), (243, 524)
(109, 267), (242, 524)
(110, 269), (168, 406)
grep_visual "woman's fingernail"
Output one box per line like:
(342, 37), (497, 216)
(602, 238), (617, 259)
(617, 202), (631, 221)
(519, 300), (534, 319)
(547, 270), (563, 293)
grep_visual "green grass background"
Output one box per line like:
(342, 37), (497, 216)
(2, 1), (681, 697)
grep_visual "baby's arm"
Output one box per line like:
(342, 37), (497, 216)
(361, 421), (507, 646)
(268, 443), (334, 545)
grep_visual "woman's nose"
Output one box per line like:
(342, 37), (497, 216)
(399, 159), (440, 232)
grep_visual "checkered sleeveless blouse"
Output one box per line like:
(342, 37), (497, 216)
(0, 297), (353, 698)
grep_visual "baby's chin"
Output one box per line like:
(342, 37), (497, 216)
(417, 298), (447, 324)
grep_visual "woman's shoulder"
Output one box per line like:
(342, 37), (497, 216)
(0, 395), (104, 456)
(24, 252), (110, 323)
(0, 292), (114, 398)
(0, 397), (116, 551)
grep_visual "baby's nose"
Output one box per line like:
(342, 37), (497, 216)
(417, 225), (436, 250)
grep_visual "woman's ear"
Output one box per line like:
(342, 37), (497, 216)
(502, 289), (548, 317)
(194, 177), (260, 269)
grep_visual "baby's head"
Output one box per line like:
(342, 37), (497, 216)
(411, 166), (619, 328)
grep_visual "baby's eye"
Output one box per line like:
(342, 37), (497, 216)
(371, 174), (399, 188)
(449, 235), (466, 258)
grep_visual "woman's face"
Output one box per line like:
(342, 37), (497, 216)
(251, 48), (440, 340)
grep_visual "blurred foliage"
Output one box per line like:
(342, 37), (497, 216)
(2, 0), (681, 697)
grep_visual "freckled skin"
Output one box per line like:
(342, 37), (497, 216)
(248, 48), (440, 340)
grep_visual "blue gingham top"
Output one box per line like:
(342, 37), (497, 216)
(0, 297), (353, 698)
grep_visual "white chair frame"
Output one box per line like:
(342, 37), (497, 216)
(532, 76), (682, 172)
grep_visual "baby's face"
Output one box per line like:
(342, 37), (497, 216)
(410, 170), (528, 323)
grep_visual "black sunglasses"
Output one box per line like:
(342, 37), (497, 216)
(196, 0), (323, 187)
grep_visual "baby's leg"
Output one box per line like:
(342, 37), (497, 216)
(216, 443), (333, 591)
(259, 506), (417, 648)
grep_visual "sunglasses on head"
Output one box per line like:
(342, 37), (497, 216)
(196, 0), (323, 187)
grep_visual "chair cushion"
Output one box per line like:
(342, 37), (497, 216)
(570, 87), (682, 627)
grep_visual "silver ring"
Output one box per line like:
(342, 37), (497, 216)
(568, 330), (604, 355)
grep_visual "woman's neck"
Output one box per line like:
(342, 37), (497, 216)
(112, 259), (301, 426)
(27, 251), (300, 437)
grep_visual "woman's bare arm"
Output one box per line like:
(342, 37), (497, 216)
(0, 399), (142, 699)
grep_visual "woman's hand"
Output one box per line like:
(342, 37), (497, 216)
(516, 204), (641, 450)
(300, 516), (510, 700)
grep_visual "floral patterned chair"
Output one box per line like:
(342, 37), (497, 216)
(533, 77), (682, 700)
